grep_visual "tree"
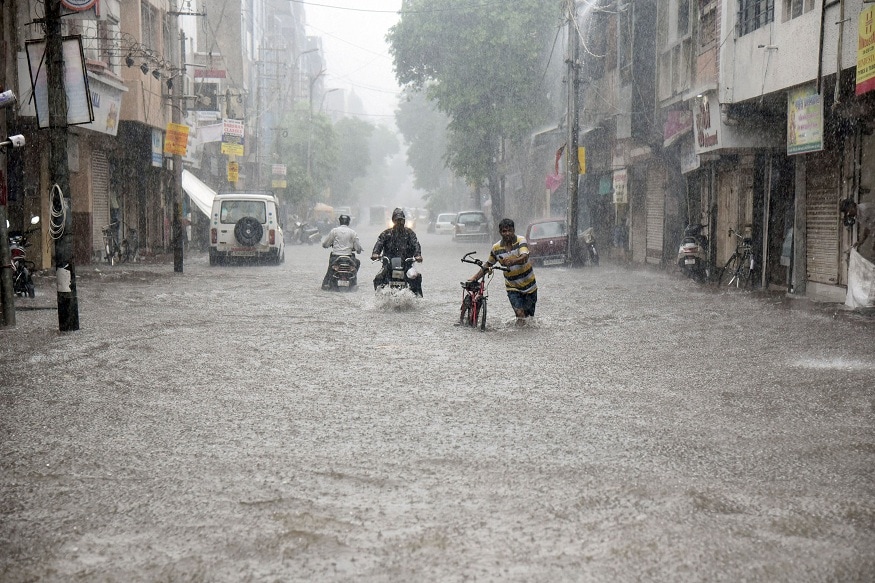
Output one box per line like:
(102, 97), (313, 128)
(388, 0), (559, 224)
(277, 101), (338, 215)
(328, 117), (374, 205)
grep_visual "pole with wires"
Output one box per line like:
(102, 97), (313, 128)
(566, 0), (581, 265)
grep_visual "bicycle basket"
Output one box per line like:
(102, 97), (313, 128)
(461, 280), (480, 291)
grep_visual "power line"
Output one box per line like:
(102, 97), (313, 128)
(291, 0), (509, 14)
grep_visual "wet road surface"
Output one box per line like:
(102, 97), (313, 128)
(2, 227), (874, 581)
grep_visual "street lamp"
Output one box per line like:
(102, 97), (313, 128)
(319, 88), (340, 113)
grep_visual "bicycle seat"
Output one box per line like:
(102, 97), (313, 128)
(461, 280), (480, 291)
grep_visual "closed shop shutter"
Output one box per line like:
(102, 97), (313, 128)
(92, 150), (109, 254)
(806, 153), (839, 285)
(645, 164), (665, 264)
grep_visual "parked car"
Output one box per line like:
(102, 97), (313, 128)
(453, 210), (491, 243)
(434, 212), (458, 235)
(525, 218), (570, 266)
(209, 193), (285, 265)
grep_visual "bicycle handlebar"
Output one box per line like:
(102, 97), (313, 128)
(461, 251), (509, 271)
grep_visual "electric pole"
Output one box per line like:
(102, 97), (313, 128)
(171, 22), (184, 272)
(566, 0), (581, 265)
(46, 0), (80, 331)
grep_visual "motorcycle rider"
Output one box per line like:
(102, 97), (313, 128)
(371, 207), (424, 297)
(321, 214), (362, 290)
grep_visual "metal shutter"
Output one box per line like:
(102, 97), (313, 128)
(645, 164), (666, 264)
(92, 150), (110, 255)
(805, 154), (839, 285)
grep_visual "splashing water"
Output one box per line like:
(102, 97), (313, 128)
(374, 286), (418, 311)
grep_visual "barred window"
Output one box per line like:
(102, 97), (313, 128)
(782, 0), (814, 22)
(738, 0), (774, 36)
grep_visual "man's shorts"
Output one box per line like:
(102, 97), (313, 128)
(507, 290), (537, 316)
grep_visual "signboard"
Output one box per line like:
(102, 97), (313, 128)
(81, 73), (126, 136)
(272, 164), (287, 176)
(221, 118), (245, 156)
(663, 109), (693, 148)
(271, 179), (288, 188)
(164, 123), (190, 156)
(787, 84), (823, 155)
(151, 128), (164, 167)
(61, 0), (98, 10)
(693, 94), (719, 152)
(228, 161), (239, 183)
(612, 168), (628, 204)
(857, 5), (875, 96)
(577, 147), (586, 174)
(25, 36), (93, 128)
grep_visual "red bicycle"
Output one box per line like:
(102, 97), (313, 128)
(459, 251), (508, 330)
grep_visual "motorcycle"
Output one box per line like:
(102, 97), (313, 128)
(9, 215), (40, 298)
(291, 220), (320, 245)
(676, 223), (710, 283)
(581, 227), (599, 266)
(374, 256), (417, 292)
(327, 254), (359, 290)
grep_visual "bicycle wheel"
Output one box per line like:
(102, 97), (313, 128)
(477, 298), (487, 331)
(460, 296), (471, 326)
(719, 253), (741, 287)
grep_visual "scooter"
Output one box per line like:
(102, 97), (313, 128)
(292, 220), (320, 245)
(581, 227), (599, 266)
(327, 254), (359, 290)
(9, 215), (40, 298)
(677, 223), (710, 283)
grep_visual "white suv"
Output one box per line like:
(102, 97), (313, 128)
(209, 193), (285, 265)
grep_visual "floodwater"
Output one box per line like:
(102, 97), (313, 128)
(1, 225), (874, 582)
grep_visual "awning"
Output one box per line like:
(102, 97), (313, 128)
(181, 170), (216, 217)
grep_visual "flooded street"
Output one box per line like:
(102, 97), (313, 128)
(2, 226), (874, 582)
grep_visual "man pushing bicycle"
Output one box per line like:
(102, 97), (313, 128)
(467, 218), (537, 325)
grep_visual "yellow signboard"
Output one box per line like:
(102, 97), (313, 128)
(164, 123), (189, 156)
(578, 147), (586, 174)
(271, 179), (287, 188)
(227, 161), (238, 183)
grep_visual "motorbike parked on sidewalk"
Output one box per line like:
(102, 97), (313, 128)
(9, 215), (40, 298)
(326, 255), (359, 290)
(676, 223), (710, 283)
(291, 220), (320, 245)
(581, 227), (599, 266)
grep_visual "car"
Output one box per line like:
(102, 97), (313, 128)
(209, 193), (285, 265)
(434, 212), (457, 235)
(525, 218), (569, 266)
(453, 210), (491, 243)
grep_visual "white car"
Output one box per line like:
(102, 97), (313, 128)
(434, 213), (457, 235)
(209, 193), (285, 265)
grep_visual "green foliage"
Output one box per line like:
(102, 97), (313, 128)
(276, 102), (338, 213)
(329, 118), (375, 205)
(387, 0), (559, 220)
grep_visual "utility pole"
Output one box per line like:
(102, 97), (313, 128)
(171, 19), (184, 272)
(46, 0), (79, 331)
(566, 0), (581, 266)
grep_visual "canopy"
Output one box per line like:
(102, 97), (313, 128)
(313, 202), (333, 213)
(181, 170), (216, 217)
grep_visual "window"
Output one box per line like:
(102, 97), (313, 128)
(782, 0), (814, 22)
(657, 0), (693, 100)
(738, 0), (774, 36)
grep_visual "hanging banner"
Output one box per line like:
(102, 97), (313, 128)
(857, 5), (875, 96)
(787, 84), (823, 155)
(25, 36), (94, 128)
(221, 119), (245, 156)
(164, 123), (190, 156)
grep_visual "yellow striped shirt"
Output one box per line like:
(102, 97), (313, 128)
(489, 236), (537, 294)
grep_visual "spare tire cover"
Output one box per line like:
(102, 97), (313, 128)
(235, 216), (263, 246)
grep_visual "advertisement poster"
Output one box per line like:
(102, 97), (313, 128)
(164, 123), (189, 156)
(787, 84), (823, 155)
(152, 129), (164, 167)
(81, 74), (126, 136)
(612, 168), (628, 205)
(221, 119), (245, 156)
(857, 5), (875, 96)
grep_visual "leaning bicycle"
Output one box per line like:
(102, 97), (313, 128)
(459, 251), (508, 330)
(719, 228), (754, 289)
(101, 222), (122, 266)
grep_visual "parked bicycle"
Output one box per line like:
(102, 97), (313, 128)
(459, 251), (508, 330)
(719, 228), (754, 289)
(102, 222), (122, 265)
